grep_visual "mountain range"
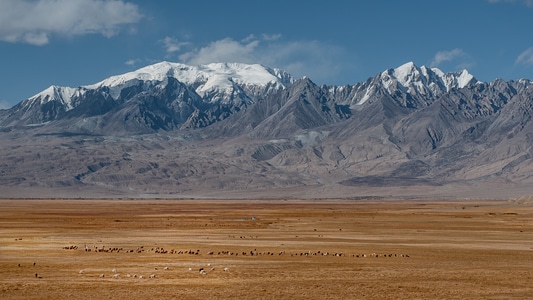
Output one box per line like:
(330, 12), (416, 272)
(1, 61), (533, 199)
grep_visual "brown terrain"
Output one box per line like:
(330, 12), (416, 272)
(1, 198), (532, 299)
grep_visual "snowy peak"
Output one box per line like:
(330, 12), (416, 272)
(89, 61), (294, 100)
(90, 61), (294, 88)
(27, 85), (83, 110)
(338, 62), (480, 107)
(26, 61), (295, 111)
(380, 61), (477, 96)
(442, 69), (475, 90)
(11, 61), (487, 128)
(391, 61), (422, 87)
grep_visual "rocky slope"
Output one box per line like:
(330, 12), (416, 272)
(1, 61), (532, 199)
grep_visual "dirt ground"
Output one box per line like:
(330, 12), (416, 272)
(1, 199), (532, 299)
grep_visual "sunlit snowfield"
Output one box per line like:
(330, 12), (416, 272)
(1, 199), (532, 299)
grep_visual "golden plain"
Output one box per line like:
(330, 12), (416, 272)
(1, 199), (532, 299)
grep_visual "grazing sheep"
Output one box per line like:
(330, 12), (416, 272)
(149, 274), (156, 278)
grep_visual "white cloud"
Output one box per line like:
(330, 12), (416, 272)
(516, 47), (533, 65)
(488, 0), (533, 6)
(261, 40), (345, 82)
(179, 38), (260, 65)
(161, 37), (189, 54)
(176, 35), (346, 83)
(0, 0), (143, 46)
(241, 34), (257, 43)
(262, 33), (282, 41)
(0, 100), (12, 110)
(431, 48), (466, 67)
(125, 59), (141, 66)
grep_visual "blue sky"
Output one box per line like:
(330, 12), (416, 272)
(1, 0), (533, 109)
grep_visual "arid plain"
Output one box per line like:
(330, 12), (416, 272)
(1, 199), (532, 299)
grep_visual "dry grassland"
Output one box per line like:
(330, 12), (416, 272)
(1, 199), (532, 299)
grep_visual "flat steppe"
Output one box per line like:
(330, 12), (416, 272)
(1, 199), (532, 299)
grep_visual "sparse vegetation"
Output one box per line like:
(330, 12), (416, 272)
(1, 199), (532, 299)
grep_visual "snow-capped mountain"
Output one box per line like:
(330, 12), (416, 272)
(327, 62), (478, 108)
(0, 62), (294, 130)
(379, 61), (476, 95)
(2, 61), (533, 198)
(85, 61), (294, 104)
(31, 62), (294, 108)
(0, 61), (519, 134)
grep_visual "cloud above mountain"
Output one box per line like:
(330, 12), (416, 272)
(488, 0), (533, 6)
(516, 47), (533, 65)
(0, 100), (10, 110)
(0, 0), (143, 46)
(179, 37), (260, 65)
(431, 49), (466, 67)
(173, 35), (346, 84)
(161, 37), (190, 55)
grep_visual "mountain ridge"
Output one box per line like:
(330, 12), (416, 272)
(1, 61), (533, 199)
